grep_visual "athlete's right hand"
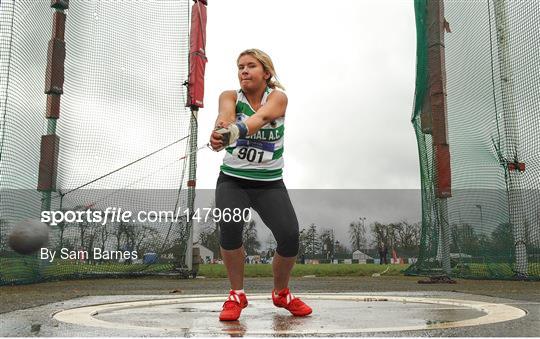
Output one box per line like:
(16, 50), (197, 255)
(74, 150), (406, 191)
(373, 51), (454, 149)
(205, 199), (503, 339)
(210, 121), (228, 151)
(210, 129), (224, 151)
(211, 121), (248, 151)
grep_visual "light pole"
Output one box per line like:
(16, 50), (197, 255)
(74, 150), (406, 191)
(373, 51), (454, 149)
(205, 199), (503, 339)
(312, 227), (315, 258)
(475, 204), (483, 230)
(334, 240), (340, 263)
(299, 229), (306, 264)
(331, 229), (335, 262)
(359, 217), (366, 251)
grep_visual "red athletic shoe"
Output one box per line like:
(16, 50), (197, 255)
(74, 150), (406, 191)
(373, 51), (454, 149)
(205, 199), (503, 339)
(272, 288), (312, 316)
(219, 290), (248, 321)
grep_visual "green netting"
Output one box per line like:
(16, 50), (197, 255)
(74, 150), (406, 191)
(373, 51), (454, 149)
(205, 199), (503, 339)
(0, 1), (195, 285)
(408, 0), (540, 280)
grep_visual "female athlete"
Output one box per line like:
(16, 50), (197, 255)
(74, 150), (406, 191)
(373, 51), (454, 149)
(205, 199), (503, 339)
(210, 49), (312, 321)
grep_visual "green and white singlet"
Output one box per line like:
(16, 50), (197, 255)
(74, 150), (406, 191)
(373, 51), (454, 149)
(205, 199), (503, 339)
(220, 87), (285, 181)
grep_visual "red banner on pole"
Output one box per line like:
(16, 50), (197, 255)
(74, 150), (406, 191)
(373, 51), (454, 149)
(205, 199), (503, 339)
(186, 0), (207, 108)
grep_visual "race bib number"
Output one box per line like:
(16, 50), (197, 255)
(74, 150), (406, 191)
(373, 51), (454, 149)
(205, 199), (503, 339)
(233, 139), (275, 163)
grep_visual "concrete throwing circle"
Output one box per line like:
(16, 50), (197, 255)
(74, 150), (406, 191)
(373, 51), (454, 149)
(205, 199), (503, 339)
(53, 294), (526, 336)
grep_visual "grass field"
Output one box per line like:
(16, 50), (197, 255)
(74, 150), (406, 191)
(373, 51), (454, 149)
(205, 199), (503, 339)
(198, 263), (409, 278)
(0, 257), (176, 282)
(2, 257), (539, 284)
(0, 257), (407, 282)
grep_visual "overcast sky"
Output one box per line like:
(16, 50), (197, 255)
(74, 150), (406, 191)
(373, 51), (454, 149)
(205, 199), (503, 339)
(6, 0), (418, 192)
(193, 0), (420, 247)
(2, 0), (421, 247)
(196, 0), (419, 190)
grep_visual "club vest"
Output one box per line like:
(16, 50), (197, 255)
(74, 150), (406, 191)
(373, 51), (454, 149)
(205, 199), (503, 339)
(221, 88), (285, 181)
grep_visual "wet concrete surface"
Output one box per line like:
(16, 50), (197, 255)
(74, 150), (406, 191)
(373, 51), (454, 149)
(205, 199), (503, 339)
(93, 299), (483, 330)
(2, 276), (539, 314)
(1, 277), (539, 336)
(1, 291), (538, 337)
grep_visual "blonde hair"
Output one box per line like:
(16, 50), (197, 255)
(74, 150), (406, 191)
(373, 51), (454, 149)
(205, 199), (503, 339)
(237, 48), (285, 90)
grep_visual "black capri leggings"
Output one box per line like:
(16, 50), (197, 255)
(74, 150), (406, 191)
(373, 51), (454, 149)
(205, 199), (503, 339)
(215, 171), (299, 257)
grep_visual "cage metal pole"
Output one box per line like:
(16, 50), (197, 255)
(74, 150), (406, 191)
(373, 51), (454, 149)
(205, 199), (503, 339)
(39, 1), (68, 213)
(185, 108), (198, 271)
(427, 0), (452, 276)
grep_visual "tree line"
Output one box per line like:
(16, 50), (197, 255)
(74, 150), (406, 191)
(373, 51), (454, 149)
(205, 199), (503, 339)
(197, 216), (423, 260)
(3, 208), (534, 264)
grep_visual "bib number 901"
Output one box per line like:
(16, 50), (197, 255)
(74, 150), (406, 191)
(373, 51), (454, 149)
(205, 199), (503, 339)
(238, 147), (264, 163)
